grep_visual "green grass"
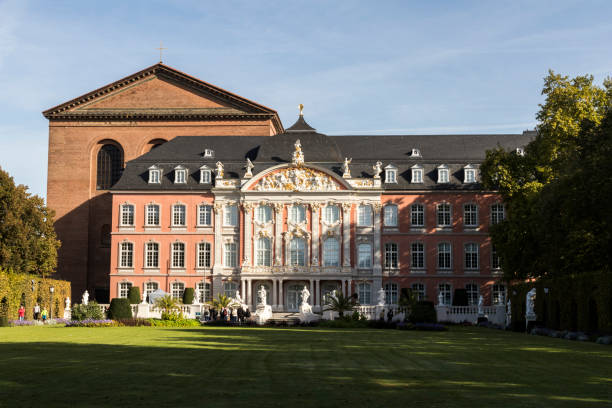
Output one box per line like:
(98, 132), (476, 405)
(0, 326), (610, 408)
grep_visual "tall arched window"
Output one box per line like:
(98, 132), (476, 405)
(289, 238), (306, 266)
(96, 144), (123, 190)
(256, 237), (271, 266)
(322, 238), (339, 267)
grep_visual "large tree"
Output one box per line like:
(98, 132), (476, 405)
(0, 166), (60, 276)
(480, 71), (612, 280)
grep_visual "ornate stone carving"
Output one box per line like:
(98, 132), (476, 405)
(373, 161), (383, 179)
(310, 202), (321, 211)
(273, 202), (284, 213)
(254, 167), (339, 192)
(342, 157), (352, 178)
(215, 161), (224, 179)
(213, 203), (223, 214)
(349, 179), (374, 188)
(244, 158), (254, 178)
(372, 203), (382, 214)
(341, 202), (352, 213)
(242, 201), (254, 212)
(292, 139), (304, 167)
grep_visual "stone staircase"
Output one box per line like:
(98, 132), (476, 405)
(266, 312), (302, 326)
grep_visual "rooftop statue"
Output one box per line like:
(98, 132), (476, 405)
(292, 139), (305, 167)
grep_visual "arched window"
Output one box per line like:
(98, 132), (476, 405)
(322, 238), (340, 267)
(358, 243), (372, 268)
(289, 204), (306, 223)
(323, 204), (340, 224)
(223, 282), (238, 298)
(256, 205), (272, 223)
(96, 144), (123, 190)
(357, 204), (372, 226)
(358, 282), (372, 305)
(384, 282), (398, 305)
(256, 237), (271, 266)
(383, 205), (398, 227)
(171, 282), (185, 300)
(289, 238), (306, 266)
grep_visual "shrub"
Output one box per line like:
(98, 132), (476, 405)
(65, 319), (118, 327)
(117, 318), (152, 327)
(71, 301), (104, 321)
(453, 289), (468, 306)
(107, 298), (132, 320)
(127, 287), (141, 304)
(409, 301), (437, 324)
(183, 288), (194, 305)
(148, 317), (201, 327)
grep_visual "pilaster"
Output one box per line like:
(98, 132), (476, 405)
(342, 202), (352, 267)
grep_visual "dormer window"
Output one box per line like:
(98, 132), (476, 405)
(203, 149), (214, 158)
(411, 148), (421, 157)
(199, 165), (212, 184)
(464, 165), (477, 183)
(411, 165), (424, 183)
(385, 165), (397, 184)
(516, 147), (525, 156)
(174, 166), (187, 184)
(437, 165), (449, 184)
(148, 165), (161, 184)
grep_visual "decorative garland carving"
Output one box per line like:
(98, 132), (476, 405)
(254, 167), (339, 192)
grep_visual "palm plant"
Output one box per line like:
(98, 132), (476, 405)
(155, 295), (180, 315)
(208, 294), (238, 310)
(324, 292), (358, 317)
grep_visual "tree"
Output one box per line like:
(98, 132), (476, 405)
(155, 295), (179, 316)
(324, 292), (357, 318)
(207, 294), (238, 310)
(0, 166), (60, 276)
(481, 71), (612, 280)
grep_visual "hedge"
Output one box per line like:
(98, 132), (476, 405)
(108, 298), (132, 320)
(509, 271), (611, 333)
(0, 269), (71, 321)
(183, 288), (194, 305)
(127, 286), (141, 304)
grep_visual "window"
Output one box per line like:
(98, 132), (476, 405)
(119, 242), (133, 268)
(492, 284), (506, 305)
(383, 205), (398, 227)
(198, 204), (212, 226)
(174, 166), (187, 184)
(357, 205), (372, 226)
(120, 204), (134, 226)
(438, 283), (452, 305)
(289, 238), (306, 266)
(203, 149), (214, 158)
(464, 243), (479, 269)
(97, 144), (123, 189)
(148, 166), (161, 184)
(411, 148), (421, 157)
(224, 243), (237, 268)
(437, 203), (451, 227)
(411, 283), (425, 301)
(171, 282), (185, 300)
(172, 204), (186, 226)
(171, 242), (185, 268)
(119, 282), (132, 298)
(144, 282), (158, 302)
(256, 205), (272, 223)
(384, 283), (398, 305)
(385, 165), (397, 183)
(491, 244), (501, 269)
(223, 282), (238, 299)
(463, 203), (478, 227)
(146, 204), (160, 226)
(197, 282), (211, 303)
(358, 243), (372, 268)
(224, 205), (238, 226)
(411, 203), (424, 227)
(437, 165), (449, 183)
(411, 165), (423, 183)
(491, 204), (505, 225)
(437, 242), (452, 269)
(256, 237), (271, 266)
(411, 242), (424, 269)
(323, 204), (340, 224)
(358, 282), (372, 305)
(200, 166), (211, 184)
(466, 283), (479, 305)
(464, 165), (477, 183)
(197, 242), (211, 268)
(322, 238), (340, 267)
(145, 242), (159, 268)
(289, 204), (306, 223)
(384, 243), (398, 269)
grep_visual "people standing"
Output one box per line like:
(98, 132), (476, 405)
(33, 303), (40, 320)
(41, 307), (48, 322)
(18, 305), (25, 321)
(387, 308), (394, 323)
(237, 306), (244, 324)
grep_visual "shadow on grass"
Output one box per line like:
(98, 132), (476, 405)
(0, 327), (610, 408)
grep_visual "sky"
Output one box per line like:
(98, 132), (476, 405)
(1, 0), (611, 199)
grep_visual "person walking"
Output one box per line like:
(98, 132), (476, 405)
(41, 307), (48, 322)
(237, 306), (244, 324)
(33, 303), (41, 320)
(18, 305), (25, 321)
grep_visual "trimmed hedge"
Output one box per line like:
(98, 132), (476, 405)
(71, 301), (104, 321)
(183, 288), (194, 305)
(127, 286), (141, 304)
(0, 270), (71, 321)
(108, 298), (132, 320)
(409, 301), (437, 324)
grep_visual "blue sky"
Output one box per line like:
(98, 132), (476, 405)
(1, 0), (611, 198)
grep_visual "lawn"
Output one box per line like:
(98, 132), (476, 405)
(0, 326), (610, 408)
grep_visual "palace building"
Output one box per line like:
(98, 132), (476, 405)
(44, 63), (533, 310)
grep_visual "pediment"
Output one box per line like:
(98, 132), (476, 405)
(247, 166), (348, 192)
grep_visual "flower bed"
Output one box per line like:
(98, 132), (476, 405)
(9, 318), (70, 326)
(64, 319), (118, 327)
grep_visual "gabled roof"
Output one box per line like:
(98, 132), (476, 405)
(42, 63), (284, 132)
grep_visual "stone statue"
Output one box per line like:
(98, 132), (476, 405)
(192, 290), (200, 304)
(438, 291), (444, 306)
(506, 299), (512, 315)
(477, 295), (484, 315)
(258, 285), (267, 306)
(330, 289), (338, 302)
(235, 290), (243, 305)
(82, 290), (89, 306)
(373, 161), (383, 179)
(526, 288), (536, 317)
(292, 139), (304, 167)
(215, 161), (224, 178)
(342, 157), (352, 178)
(244, 158), (254, 178)
(377, 288), (386, 307)
(301, 286), (311, 305)
(65, 297), (71, 310)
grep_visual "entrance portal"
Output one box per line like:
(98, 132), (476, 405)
(286, 284), (304, 312)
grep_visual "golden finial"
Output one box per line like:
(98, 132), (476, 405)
(299, 103), (304, 116)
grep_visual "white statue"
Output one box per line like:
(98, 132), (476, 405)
(330, 289), (338, 302)
(438, 291), (444, 306)
(506, 299), (512, 315)
(292, 139), (304, 167)
(301, 286), (311, 305)
(526, 288), (536, 317)
(373, 161), (383, 179)
(342, 157), (352, 178)
(192, 290), (200, 305)
(235, 290), (243, 305)
(258, 285), (267, 306)
(82, 290), (89, 306)
(477, 295), (484, 315)
(215, 161), (224, 178)
(65, 297), (71, 310)
(377, 288), (386, 307)
(244, 158), (254, 178)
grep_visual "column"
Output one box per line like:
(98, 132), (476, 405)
(242, 202), (253, 266)
(278, 279), (284, 310)
(373, 203), (382, 276)
(273, 279), (278, 310)
(315, 279), (320, 308)
(309, 279), (314, 304)
(213, 203), (224, 269)
(247, 279), (252, 308)
(342, 202), (352, 267)
(311, 203), (321, 266)
(273, 203), (284, 266)
(241, 278), (246, 301)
